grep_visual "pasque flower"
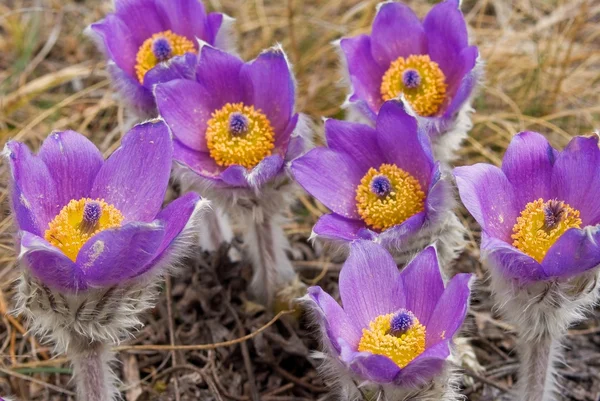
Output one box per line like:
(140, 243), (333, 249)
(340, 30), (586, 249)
(339, 0), (481, 160)
(305, 240), (472, 397)
(155, 44), (308, 307)
(292, 101), (463, 265)
(89, 0), (232, 117)
(454, 131), (600, 284)
(454, 131), (600, 401)
(5, 121), (207, 401)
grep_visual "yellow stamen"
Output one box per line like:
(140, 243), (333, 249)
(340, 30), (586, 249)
(380, 54), (447, 117)
(206, 102), (275, 169)
(358, 313), (426, 368)
(355, 164), (425, 231)
(44, 198), (124, 262)
(134, 30), (196, 83)
(512, 198), (582, 262)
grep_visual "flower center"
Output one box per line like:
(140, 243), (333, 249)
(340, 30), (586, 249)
(358, 310), (426, 368)
(44, 198), (124, 262)
(511, 199), (582, 262)
(355, 164), (425, 231)
(206, 102), (275, 169)
(135, 30), (196, 83)
(380, 54), (447, 117)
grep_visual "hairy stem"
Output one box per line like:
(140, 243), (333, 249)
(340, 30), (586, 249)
(71, 341), (117, 401)
(198, 206), (233, 252)
(244, 210), (296, 307)
(517, 334), (560, 401)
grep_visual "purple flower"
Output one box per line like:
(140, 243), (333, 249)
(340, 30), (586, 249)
(291, 100), (449, 249)
(454, 131), (600, 283)
(306, 240), (472, 386)
(5, 121), (205, 292)
(89, 0), (232, 117)
(339, 0), (480, 134)
(155, 45), (302, 189)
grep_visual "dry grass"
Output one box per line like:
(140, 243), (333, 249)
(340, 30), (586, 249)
(1, 0), (600, 400)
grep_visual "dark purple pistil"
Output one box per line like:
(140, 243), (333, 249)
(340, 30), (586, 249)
(152, 38), (172, 61)
(390, 310), (414, 336)
(543, 200), (566, 230)
(370, 175), (392, 197)
(229, 112), (249, 136)
(402, 69), (421, 89)
(80, 201), (102, 233)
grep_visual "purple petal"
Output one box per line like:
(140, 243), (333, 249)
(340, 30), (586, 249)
(350, 353), (401, 383)
(206, 12), (224, 45)
(154, 0), (209, 42)
(277, 113), (300, 154)
(313, 214), (370, 242)
(38, 130), (104, 211)
(155, 79), (215, 152)
(339, 240), (405, 329)
(5, 141), (58, 236)
(395, 341), (450, 386)
(377, 211), (426, 249)
(376, 101), (434, 188)
(113, 0), (167, 44)
(340, 35), (386, 113)
(542, 227), (600, 279)
(172, 139), (222, 178)
(443, 46), (479, 117)
(324, 119), (383, 172)
(370, 2), (427, 66)
(307, 286), (362, 352)
(19, 232), (87, 292)
(195, 46), (244, 104)
(219, 165), (251, 188)
(77, 223), (165, 287)
(90, 15), (138, 74)
(481, 232), (546, 282)
(154, 192), (200, 257)
(551, 135), (600, 225)
(240, 47), (295, 135)
(143, 52), (197, 87)
(90, 120), (172, 223)
(424, 165), (451, 221)
(107, 63), (156, 118)
(454, 164), (518, 243)
(425, 273), (472, 346)
(399, 246), (444, 325)
(423, 0), (468, 80)
(291, 148), (364, 219)
(502, 131), (556, 210)
(246, 154), (284, 188)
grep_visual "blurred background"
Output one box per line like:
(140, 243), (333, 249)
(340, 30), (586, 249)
(1, 0), (600, 400)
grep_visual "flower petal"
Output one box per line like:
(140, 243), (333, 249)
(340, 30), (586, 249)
(143, 52), (197, 87)
(324, 119), (383, 172)
(172, 139), (222, 177)
(423, 0), (468, 79)
(90, 120), (172, 223)
(424, 165), (451, 221)
(399, 246), (444, 326)
(350, 353), (401, 383)
(425, 273), (472, 346)
(106, 63), (156, 118)
(502, 131), (556, 210)
(339, 35), (386, 113)
(306, 286), (362, 352)
(5, 141), (58, 235)
(442, 45), (479, 118)
(113, 0), (167, 44)
(339, 240), (405, 329)
(291, 148), (365, 219)
(195, 46), (245, 104)
(38, 130), (104, 210)
(313, 214), (371, 242)
(454, 164), (518, 243)
(154, 0), (209, 42)
(246, 154), (284, 188)
(481, 232), (546, 282)
(376, 101), (434, 188)
(377, 211), (426, 250)
(542, 227), (600, 279)
(395, 341), (449, 386)
(19, 232), (87, 292)
(77, 223), (165, 287)
(154, 192), (201, 257)
(240, 47), (295, 135)
(155, 79), (215, 152)
(551, 135), (600, 225)
(370, 2), (427, 66)
(90, 15), (138, 74)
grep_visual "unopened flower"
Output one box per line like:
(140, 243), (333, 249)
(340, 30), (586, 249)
(338, 0), (481, 160)
(292, 101), (463, 265)
(454, 131), (600, 401)
(305, 240), (472, 397)
(5, 121), (207, 401)
(89, 0), (233, 117)
(454, 131), (600, 284)
(156, 44), (309, 307)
